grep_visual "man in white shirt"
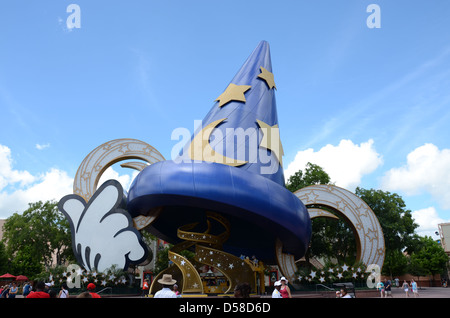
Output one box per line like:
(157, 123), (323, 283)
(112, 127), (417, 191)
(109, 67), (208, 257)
(154, 274), (178, 298)
(340, 287), (352, 298)
(272, 281), (282, 298)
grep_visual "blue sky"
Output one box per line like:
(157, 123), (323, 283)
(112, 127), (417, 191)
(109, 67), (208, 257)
(1, 1), (450, 238)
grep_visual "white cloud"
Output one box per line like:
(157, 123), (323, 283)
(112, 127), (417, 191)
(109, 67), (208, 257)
(0, 144), (140, 219)
(1, 144), (72, 218)
(381, 143), (450, 209)
(98, 166), (139, 193)
(284, 139), (383, 190)
(36, 143), (50, 150)
(0, 167), (73, 218)
(0, 144), (35, 192)
(412, 206), (449, 238)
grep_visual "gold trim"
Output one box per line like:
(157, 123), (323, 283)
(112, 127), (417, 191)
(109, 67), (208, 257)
(150, 211), (255, 296)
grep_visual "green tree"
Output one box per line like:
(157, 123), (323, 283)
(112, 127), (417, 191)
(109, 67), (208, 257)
(155, 246), (171, 275)
(408, 253), (427, 281)
(355, 188), (418, 277)
(308, 217), (357, 265)
(10, 245), (43, 277)
(2, 201), (74, 277)
(0, 241), (9, 273)
(381, 249), (408, 277)
(408, 236), (449, 284)
(286, 162), (331, 192)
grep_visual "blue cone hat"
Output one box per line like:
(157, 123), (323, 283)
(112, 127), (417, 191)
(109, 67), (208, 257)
(127, 41), (311, 261)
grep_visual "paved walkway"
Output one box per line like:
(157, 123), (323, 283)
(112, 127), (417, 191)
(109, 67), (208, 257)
(369, 286), (450, 298)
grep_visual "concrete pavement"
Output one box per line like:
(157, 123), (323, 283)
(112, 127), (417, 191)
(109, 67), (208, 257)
(371, 286), (450, 298)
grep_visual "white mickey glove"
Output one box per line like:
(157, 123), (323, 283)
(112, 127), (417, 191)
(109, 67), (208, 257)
(59, 180), (148, 272)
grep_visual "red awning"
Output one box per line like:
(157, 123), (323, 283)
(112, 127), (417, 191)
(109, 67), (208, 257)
(0, 273), (16, 279)
(15, 275), (28, 281)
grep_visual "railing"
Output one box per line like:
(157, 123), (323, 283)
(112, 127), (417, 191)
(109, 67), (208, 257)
(97, 287), (112, 295)
(315, 284), (334, 293)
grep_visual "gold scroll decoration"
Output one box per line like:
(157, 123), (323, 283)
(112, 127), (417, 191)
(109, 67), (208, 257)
(149, 211), (255, 295)
(195, 245), (255, 294)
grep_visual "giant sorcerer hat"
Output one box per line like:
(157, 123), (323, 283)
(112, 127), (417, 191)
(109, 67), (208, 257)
(127, 41), (311, 261)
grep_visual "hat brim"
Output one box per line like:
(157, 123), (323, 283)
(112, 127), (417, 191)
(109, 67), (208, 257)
(127, 160), (311, 262)
(157, 278), (177, 285)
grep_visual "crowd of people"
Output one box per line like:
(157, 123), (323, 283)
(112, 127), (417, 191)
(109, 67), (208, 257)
(1, 281), (70, 298)
(376, 278), (420, 298)
(2, 274), (441, 299)
(0, 281), (103, 298)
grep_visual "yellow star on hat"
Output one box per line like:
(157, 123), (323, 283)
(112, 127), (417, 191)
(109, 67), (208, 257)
(257, 67), (276, 89)
(256, 119), (284, 166)
(215, 83), (251, 107)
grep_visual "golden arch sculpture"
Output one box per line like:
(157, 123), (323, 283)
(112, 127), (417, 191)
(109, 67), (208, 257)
(73, 138), (165, 230)
(73, 138), (165, 203)
(276, 184), (385, 284)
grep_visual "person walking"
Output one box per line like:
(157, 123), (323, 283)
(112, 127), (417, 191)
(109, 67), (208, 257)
(402, 280), (410, 298)
(376, 280), (385, 298)
(411, 279), (419, 298)
(384, 279), (393, 298)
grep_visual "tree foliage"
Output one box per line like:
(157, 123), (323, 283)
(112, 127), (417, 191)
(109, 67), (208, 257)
(286, 162), (331, 192)
(1, 201), (74, 277)
(355, 188), (418, 252)
(381, 249), (408, 277)
(408, 235), (448, 279)
(0, 241), (9, 274)
(355, 188), (418, 276)
(309, 217), (357, 265)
